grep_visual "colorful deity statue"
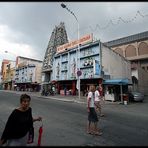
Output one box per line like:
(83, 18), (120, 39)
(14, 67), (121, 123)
(71, 58), (76, 78)
(56, 62), (60, 77)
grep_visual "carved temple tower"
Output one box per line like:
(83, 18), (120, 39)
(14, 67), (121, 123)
(42, 22), (68, 90)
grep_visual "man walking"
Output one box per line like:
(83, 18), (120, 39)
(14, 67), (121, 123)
(95, 86), (104, 117)
(86, 85), (102, 136)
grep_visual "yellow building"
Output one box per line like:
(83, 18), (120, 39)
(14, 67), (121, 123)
(1, 60), (16, 90)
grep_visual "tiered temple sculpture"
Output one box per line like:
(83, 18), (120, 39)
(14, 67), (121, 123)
(42, 22), (68, 72)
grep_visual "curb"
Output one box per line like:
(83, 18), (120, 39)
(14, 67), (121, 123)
(0, 90), (86, 104)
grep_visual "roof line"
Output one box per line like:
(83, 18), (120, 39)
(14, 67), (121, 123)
(104, 30), (148, 47)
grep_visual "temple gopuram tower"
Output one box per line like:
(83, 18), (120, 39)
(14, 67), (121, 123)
(41, 22), (68, 91)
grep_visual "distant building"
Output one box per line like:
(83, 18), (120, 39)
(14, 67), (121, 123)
(0, 71), (2, 90)
(0, 72), (1, 83)
(41, 21), (132, 101)
(104, 31), (148, 94)
(1, 59), (15, 90)
(1, 59), (9, 83)
(51, 33), (132, 101)
(15, 56), (43, 91)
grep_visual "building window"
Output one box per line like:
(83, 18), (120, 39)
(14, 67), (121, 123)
(125, 45), (136, 57)
(138, 42), (148, 55)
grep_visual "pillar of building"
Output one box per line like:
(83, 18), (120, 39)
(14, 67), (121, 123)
(57, 83), (60, 94)
(72, 81), (76, 95)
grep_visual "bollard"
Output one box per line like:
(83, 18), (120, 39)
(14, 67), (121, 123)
(123, 94), (128, 105)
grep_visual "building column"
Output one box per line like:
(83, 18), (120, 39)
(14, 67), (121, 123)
(123, 45), (126, 57)
(57, 82), (60, 94)
(72, 81), (76, 95)
(136, 41), (139, 56)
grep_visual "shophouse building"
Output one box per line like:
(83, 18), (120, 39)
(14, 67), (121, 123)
(1, 59), (9, 89)
(1, 59), (16, 90)
(104, 31), (148, 94)
(50, 34), (132, 101)
(14, 56), (42, 91)
(0, 72), (2, 90)
(1, 59), (9, 83)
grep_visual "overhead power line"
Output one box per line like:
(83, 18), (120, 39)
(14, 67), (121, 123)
(88, 10), (148, 31)
(70, 10), (148, 39)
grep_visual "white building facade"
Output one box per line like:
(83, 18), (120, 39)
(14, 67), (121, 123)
(15, 56), (42, 91)
(48, 34), (132, 101)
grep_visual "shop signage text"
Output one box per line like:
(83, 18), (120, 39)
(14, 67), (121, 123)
(57, 34), (93, 53)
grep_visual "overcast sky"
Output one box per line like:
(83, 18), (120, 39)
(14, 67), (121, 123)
(0, 2), (148, 70)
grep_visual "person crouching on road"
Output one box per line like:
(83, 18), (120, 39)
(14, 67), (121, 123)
(86, 85), (102, 136)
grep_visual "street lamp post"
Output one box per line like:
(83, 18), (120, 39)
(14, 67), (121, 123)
(5, 50), (17, 68)
(5, 50), (17, 57)
(61, 3), (81, 100)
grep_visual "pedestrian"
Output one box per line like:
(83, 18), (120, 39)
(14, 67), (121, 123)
(64, 87), (67, 96)
(41, 87), (45, 96)
(95, 86), (104, 117)
(98, 84), (105, 117)
(0, 94), (42, 146)
(52, 86), (55, 95)
(86, 85), (102, 136)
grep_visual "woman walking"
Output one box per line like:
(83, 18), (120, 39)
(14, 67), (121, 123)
(0, 94), (42, 146)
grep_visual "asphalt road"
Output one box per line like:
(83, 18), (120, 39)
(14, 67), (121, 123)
(0, 91), (148, 146)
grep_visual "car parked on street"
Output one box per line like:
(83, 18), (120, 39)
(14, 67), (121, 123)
(128, 91), (144, 102)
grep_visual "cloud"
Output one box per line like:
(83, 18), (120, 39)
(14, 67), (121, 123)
(0, 24), (40, 66)
(0, 2), (148, 72)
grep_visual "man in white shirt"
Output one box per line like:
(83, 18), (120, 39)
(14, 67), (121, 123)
(86, 85), (102, 136)
(95, 86), (104, 117)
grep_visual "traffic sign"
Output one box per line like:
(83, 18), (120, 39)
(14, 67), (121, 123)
(77, 70), (82, 76)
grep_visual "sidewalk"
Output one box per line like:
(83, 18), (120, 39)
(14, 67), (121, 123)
(0, 90), (120, 105)
(0, 90), (87, 104)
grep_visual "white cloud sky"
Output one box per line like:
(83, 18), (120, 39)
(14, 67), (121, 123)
(0, 24), (38, 64)
(0, 2), (148, 71)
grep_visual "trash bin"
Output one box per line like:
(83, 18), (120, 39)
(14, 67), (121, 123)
(123, 94), (129, 105)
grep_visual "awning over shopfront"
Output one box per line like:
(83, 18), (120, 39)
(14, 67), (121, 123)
(103, 78), (131, 103)
(103, 78), (130, 85)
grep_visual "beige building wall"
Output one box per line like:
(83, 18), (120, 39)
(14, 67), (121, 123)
(3, 64), (8, 82)
(6, 61), (16, 81)
(101, 43), (132, 82)
(137, 67), (148, 94)
(112, 40), (148, 70)
(5, 67), (15, 90)
(110, 39), (148, 95)
(1, 60), (9, 83)
(1, 60), (16, 90)
(35, 63), (42, 83)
